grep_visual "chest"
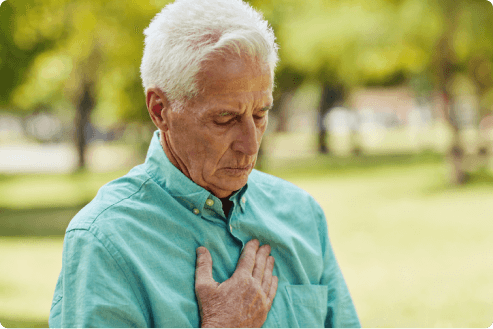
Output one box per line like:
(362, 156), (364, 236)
(116, 199), (326, 327)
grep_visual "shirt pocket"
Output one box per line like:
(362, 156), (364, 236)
(285, 284), (328, 328)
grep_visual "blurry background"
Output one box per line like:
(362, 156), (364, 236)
(1, 0), (493, 327)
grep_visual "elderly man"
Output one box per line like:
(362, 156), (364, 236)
(49, 0), (360, 327)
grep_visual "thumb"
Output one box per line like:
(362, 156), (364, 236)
(195, 247), (217, 288)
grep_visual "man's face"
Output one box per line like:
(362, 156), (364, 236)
(163, 57), (273, 198)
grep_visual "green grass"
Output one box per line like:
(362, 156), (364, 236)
(0, 206), (82, 237)
(0, 317), (48, 328)
(1, 154), (493, 327)
(0, 237), (63, 328)
(0, 169), (129, 209)
(263, 151), (444, 178)
(277, 161), (493, 328)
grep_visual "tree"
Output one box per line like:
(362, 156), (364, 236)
(4, 0), (492, 178)
(317, 81), (345, 154)
(0, 1), (58, 108)
(428, 0), (493, 183)
(257, 0), (493, 183)
(259, 0), (428, 154)
(4, 0), (166, 170)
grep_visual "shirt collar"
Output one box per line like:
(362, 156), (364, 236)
(144, 130), (248, 216)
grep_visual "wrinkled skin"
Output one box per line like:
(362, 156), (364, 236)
(146, 57), (273, 198)
(195, 239), (278, 328)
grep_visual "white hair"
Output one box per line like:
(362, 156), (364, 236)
(140, 0), (279, 105)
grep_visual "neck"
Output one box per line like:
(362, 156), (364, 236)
(159, 130), (234, 199)
(160, 130), (192, 179)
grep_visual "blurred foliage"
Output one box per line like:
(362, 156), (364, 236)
(0, 0), (174, 126)
(266, 0), (492, 94)
(2, 0), (492, 119)
(1, 0), (493, 171)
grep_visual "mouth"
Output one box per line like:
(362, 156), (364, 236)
(222, 164), (253, 176)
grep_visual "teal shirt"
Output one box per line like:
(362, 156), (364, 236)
(49, 131), (360, 328)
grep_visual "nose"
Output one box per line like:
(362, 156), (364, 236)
(232, 117), (259, 156)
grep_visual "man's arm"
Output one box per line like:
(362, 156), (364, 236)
(49, 229), (148, 328)
(195, 239), (278, 328)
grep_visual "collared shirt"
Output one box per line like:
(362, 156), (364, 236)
(49, 131), (360, 328)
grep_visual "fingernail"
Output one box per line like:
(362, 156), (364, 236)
(196, 247), (204, 256)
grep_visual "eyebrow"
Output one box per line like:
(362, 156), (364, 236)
(216, 104), (273, 116)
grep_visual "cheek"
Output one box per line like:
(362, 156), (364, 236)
(169, 122), (204, 160)
(190, 131), (230, 167)
(207, 135), (233, 159)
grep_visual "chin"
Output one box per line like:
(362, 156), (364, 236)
(216, 177), (249, 195)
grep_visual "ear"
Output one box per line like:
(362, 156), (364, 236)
(146, 87), (171, 131)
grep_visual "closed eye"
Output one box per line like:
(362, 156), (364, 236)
(215, 112), (237, 125)
(214, 107), (270, 126)
(254, 107), (269, 120)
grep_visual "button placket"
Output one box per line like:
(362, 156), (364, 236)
(228, 202), (235, 233)
(228, 200), (243, 235)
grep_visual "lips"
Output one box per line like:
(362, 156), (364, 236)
(222, 163), (253, 176)
(231, 164), (252, 170)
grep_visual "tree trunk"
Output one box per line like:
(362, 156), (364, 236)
(317, 115), (328, 154)
(469, 56), (493, 173)
(74, 83), (94, 171)
(317, 83), (344, 154)
(434, 3), (466, 185)
(445, 94), (468, 184)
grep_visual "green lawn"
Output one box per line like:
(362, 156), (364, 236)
(1, 154), (492, 327)
(0, 170), (129, 210)
(0, 237), (63, 328)
(283, 162), (493, 327)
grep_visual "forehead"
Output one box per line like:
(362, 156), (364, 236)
(197, 56), (273, 97)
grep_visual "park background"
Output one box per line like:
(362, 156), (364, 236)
(1, 0), (493, 327)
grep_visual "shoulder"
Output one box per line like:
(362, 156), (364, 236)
(249, 169), (317, 202)
(66, 164), (154, 232)
(248, 169), (324, 219)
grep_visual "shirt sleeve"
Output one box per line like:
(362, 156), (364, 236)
(49, 228), (149, 328)
(312, 199), (361, 328)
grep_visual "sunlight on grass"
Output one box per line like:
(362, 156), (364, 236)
(285, 163), (493, 327)
(0, 237), (63, 325)
(0, 170), (128, 209)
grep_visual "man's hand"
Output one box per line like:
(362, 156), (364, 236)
(195, 239), (278, 328)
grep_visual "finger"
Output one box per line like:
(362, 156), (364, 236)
(261, 255), (275, 294)
(195, 247), (217, 289)
(234, 239), (259, 276)
(252, 244), (271, 283)
(267, 276), (278, 307)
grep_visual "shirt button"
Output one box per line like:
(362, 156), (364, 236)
(241, 197), (246, 204)
(193, 208), (200, 215)
(206, 199), (214, 206)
